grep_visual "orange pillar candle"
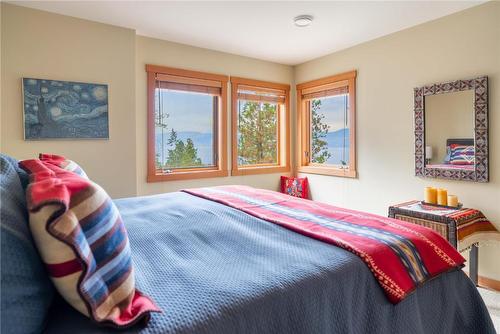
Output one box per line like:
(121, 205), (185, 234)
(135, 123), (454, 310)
(437, 188), (448, 206)
(424, 187), (437, 204)
(448, 195), (459, 208)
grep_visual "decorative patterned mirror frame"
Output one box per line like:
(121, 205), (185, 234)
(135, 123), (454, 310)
(414, 76), (488, 182)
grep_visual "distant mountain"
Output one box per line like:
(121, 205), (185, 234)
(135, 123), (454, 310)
(322, 128), (350, 165)
(155, 128), (350, 166)
(325, 128), (349, 147)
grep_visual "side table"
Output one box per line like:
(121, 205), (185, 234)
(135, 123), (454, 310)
(389, 200), (500, 286)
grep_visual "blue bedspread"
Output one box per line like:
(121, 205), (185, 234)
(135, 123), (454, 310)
(45, 192), (495, 334)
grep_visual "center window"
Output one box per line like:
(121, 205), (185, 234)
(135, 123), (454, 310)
(231, 77), (290, 175)
(237, 99), (278, 166)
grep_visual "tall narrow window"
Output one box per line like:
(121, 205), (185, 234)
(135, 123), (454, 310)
(231, 77), (290, 176)
(296, 71), (357, 178)
(146, 65), (228, 182)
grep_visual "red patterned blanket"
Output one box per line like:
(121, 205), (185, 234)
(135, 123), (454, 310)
(183, 185), (465, 304)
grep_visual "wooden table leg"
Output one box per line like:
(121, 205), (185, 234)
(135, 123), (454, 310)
(469, 244), (479, 286)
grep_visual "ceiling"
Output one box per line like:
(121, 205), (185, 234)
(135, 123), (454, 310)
(10, 1), (483, 65)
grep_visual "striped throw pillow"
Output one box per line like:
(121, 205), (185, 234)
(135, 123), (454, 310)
(449, 144), (475, 165)
(19, 158), (160, 328)
(39, 153), (89, 178)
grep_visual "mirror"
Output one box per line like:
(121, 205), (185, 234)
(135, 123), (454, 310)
(425, 90), (474, 168)
(414, 76), (488, 182)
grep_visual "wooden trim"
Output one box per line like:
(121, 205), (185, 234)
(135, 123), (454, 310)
(238, 85), (286, 96)
(297, 165), (357, 178)
(230, 76), (290, 176)
(464, 272), (500, 291)
(146, 65), (228, 182)
(147, 169), (228, 182)
(147, 71), (157, 181)
(302, 87), (349, 100)
(296, 92), (304, 175)
(296, 70), (357, 178)
(231, 77), (290, 91)
(237, 93), (285, 104)
(478, 275), (500, 291)
(348, 76), (357, 174)
(277, 104), (282, 166)
(157, 166), (218, 173)
(146, 64), (229, 83)
(296, 70), (357, 90)
(284, 96), (291, 175)
(159, 81), (221, 95)
(301, 80), (349, 96)
(212, 95), (219, 166)
(220, 79), (229, 175)
(231, 165), (290, 176)
(155, 73), (222, 88)
(231, 80), (239, 175)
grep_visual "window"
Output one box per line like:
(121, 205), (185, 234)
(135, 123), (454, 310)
(231, 77), (290, 175)
(296, 70), (357, 178)
(146, 65), (228, 182)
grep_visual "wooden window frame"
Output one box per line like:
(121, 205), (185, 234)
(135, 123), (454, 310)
(146, 64), (229, 182)
(296, 70), (357, 178)
(231, 77), (290, 176)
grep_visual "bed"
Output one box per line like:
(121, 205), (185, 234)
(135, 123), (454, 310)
(0, 154), (494, 334)
(43, 191), (495, 333)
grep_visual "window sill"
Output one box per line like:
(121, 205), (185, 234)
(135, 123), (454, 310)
(297, 165), (357, 178)
(231, 165), (290, 176)
(147, 169), (228, 182)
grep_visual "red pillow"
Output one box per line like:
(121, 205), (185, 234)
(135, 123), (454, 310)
(280, 176), (309, 199)
(39, 153), (88, 178)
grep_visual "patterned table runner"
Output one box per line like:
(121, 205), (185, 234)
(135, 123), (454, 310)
(395, 201), (500, 252)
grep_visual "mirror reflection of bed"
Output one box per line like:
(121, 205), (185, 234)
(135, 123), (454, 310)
(424, 89), (475, 171)
(426, 138), (475, 170)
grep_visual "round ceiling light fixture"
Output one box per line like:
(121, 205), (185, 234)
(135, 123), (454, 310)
(294, 15), (313, 27)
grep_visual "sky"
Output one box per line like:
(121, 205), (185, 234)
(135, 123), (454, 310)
(158, 89), (214, 133)
(314, 94), (349, 131)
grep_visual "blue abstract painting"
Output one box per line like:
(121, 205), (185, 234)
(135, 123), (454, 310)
(23, 78), (109, 139)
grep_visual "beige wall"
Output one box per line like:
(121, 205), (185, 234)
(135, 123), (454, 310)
(135, 36), (294, 195)
(0, 4), (294, 198)
(1, 4), (137, 198)
(425, 90), (474, 164)
(295, 2), (500, 279)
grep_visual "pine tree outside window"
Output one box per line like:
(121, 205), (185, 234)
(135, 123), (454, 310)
(146, 65), (228, 182)
(231, 77), (290, 176)
(296, 71), (357, 178)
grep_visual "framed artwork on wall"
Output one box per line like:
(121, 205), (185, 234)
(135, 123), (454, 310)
(23, 78), (109, 140)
